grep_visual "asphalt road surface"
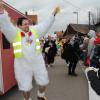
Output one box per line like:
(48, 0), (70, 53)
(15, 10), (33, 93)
(0, 56), (89, 100)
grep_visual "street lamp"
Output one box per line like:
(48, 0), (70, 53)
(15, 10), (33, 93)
(73, 11), (78, 24)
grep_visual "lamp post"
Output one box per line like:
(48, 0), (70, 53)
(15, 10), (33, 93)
(73, 11), (78, 24)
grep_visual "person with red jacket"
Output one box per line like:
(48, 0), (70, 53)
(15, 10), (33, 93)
(94, 32), (100, 44)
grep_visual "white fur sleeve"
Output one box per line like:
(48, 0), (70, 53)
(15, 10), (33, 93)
(0, 11), (17, 43)
(88, 38), (95, 59)
(31, 14), (55, 38)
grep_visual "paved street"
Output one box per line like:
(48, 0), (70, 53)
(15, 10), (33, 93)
(0, 56), (89, 100)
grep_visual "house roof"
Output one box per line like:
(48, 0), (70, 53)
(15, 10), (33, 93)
(3, 1), (37, 25)
(70, 24), (89, 34)
(95, 23), (100, 27)
(27, 15), (37, 25)
(64, 24), (90, 36)
(56, 31), (64, 38)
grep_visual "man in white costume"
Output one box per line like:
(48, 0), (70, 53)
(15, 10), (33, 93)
(0, 1), (60, 100)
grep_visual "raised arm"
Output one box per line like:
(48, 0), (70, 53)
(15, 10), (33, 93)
(0, 1), (17, 43)
(31, 6), (60, 38)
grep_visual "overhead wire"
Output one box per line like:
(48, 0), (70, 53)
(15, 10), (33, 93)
(62, 0), (82, 11)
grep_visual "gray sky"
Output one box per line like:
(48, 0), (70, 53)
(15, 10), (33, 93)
(5, 0), (100, 35)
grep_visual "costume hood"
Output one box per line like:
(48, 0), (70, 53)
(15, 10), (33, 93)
(88, 30), (96, 38)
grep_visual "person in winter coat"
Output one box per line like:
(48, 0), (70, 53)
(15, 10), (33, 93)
(63, 37), (79, 76)
(80, 35), (89, 63)
(0, 1), (60, 100)
(91, 32), (100, 78)
(43, 36), (57, 67)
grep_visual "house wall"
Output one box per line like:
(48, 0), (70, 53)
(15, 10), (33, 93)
(0, 33), (4, 94)
(0, 33), (16, 95)
(56, 31), (64, 38)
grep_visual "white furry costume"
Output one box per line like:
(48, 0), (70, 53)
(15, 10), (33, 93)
(88, 30), (96, 60)
(0, 11), (55, 91)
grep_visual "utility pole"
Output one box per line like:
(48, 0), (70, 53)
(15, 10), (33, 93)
(73, 11), (78, 24)
(88, 11), (91, 29)
(73, 11), (78, 34)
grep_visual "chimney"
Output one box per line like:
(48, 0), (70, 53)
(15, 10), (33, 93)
(25, 11), (28, 16)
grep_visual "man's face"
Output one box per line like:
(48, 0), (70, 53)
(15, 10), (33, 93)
(19, 19), (29, 32)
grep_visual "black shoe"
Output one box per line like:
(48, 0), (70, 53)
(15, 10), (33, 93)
(68, 72), (72, 75)
(71, 73), (78, 76)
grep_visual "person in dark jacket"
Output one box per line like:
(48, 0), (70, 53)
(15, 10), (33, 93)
(85, 67), (100, 95)
(43, 36), (57, 67)
(63, 37), (79, 76)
